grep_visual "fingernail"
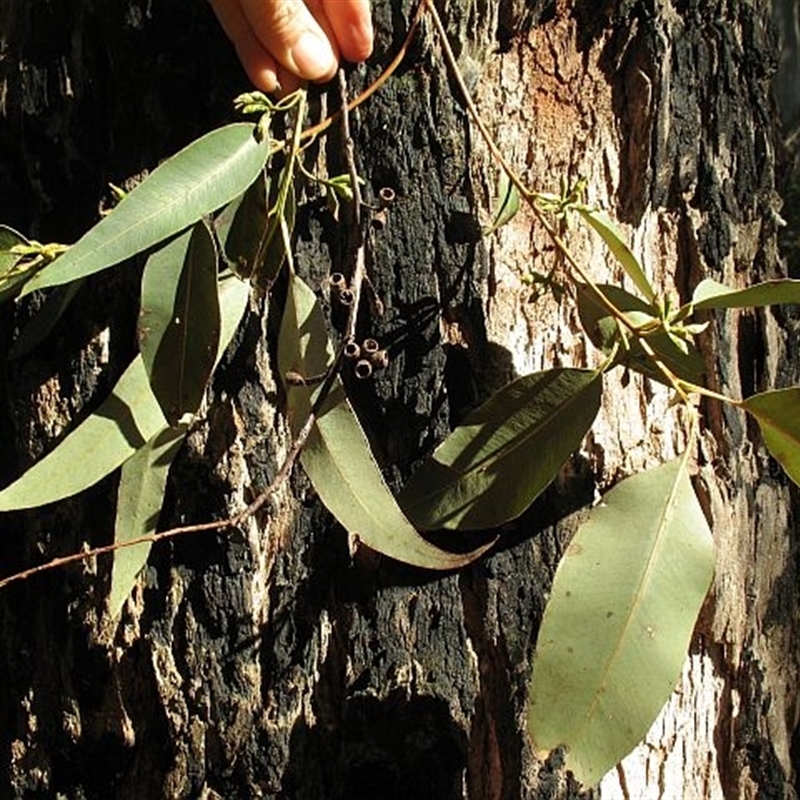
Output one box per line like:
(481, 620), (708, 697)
(292, 31), (335, 79)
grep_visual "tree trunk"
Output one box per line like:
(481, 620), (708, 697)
(1, 1), (797, 798)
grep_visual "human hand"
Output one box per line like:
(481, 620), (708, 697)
(209, 0), (374, 94)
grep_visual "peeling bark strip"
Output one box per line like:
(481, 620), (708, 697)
(0, 1), (796, 798)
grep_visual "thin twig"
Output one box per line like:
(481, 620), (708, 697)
(337, 69), (368, 343)
(423, 0), (696, 401)
(300, 0), (427, 144)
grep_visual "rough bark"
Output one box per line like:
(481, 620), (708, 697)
(0, 1), (797, 798)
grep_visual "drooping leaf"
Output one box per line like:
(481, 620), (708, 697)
(528, 455), (715, 787)
(483, 172), (520, 235)
(0, 357), (167, 511)
(278, 272), (494, 569)
(741, 387), (800, 487)
(9, 280), (84, 358)
(398, 369), (602, 530)
(577, 283), (704, 386)
(691, 277), (800, 311)
(0, 225), (34, 304)
(253, 171), (296, 290)
(139, 222), (221, 424)
(21, 124), (272, 295)
(107, 423), (188, 619)
(215, 171), (269, 280)
(214, 269), (250, 368)
(0, 269), (248, 514)
(576, 207), (655, 301)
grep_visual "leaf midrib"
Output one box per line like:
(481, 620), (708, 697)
(310, 394), (472, 568)
(409, 371), (599, 509)
(572, 457), (687, 749)
(25, 126), (264, 291)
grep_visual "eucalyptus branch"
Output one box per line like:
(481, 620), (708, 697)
(423, 0), (695, 400)
(0, 50), (380, 594)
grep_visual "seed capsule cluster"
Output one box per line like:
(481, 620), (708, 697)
(343, 335), (389, 379)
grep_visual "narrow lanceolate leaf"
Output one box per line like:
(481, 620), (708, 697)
(108, 272), (245, 612)
(576, 207), (655, 301)
(741, 387), (800, 487)
(483, 172), (520, 235)
(398, 369), (602, 531)
(528, 455), (715, 788)
(139, 222), (221, 424)
(108, 423), (187, 619)
(215, 172), (269, 280)
(0, 357), (166, 511)
(577, 283), (704, 386)
(21, 124), (271, 295)
(253, 177), (296, 290)
(0, 269), (247, 514)
(278, 272), (494, 569)
(691, 277), (800, 311)
(215, 269), (250, 367)
(0, 225), (33, 304)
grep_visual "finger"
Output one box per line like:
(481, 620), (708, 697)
(209, 0), (281, 92)
(239, 0), (338, 82)
(275, 64), (303, 97)
(321, 0), (373, 63)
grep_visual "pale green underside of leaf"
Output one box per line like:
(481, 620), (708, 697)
(528, 456), (714, 787)
(0, 356), (167, 511)
(0, 270), (249, 513)
(398, 368), (602, 530)
(108, 423), (187, 619)
(741, 387), (800, 487)
(576, 207), (655, 301)
(692, 277), (800, 310)
(215, 270), (250, 368)
(21, 124), (270, 295)
(279, 273), (494, 570)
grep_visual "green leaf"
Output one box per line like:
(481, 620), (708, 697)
(139, 222), (221, 424)
(483, 172), (520, 235)
(576, 207), (655, 301)
(278, 272), (494, 569)
(215, 269), (250, 367)
(0, 270), (247, 513)
(253, 173), (296, 290)
(528, 455), (714, 787)
(21, 124), (271, 295)
(577, 283), (704, 386)
(741, 387), (800, 487)
(691, 277), (800, 311)
(107, 423), (187, 619)
(0, 225), (34, 304)
(398, 369), (602, 530)
(0, 356), (167, 511)
(215, 172), (269, 279)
